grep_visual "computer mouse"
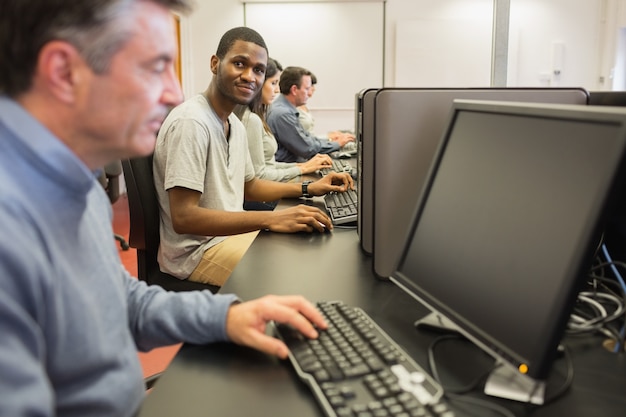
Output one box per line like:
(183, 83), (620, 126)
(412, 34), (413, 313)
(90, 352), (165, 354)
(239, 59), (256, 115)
(350, 168), (358, 180)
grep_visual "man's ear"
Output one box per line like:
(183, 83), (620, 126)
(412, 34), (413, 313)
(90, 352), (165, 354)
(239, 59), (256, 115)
(36, 40), (83, 104)
(289, 84), (298, 96)
(210, 55), (219, 75)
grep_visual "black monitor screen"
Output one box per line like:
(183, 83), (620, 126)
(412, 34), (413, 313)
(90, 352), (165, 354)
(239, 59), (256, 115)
(391, 100), (626, 381)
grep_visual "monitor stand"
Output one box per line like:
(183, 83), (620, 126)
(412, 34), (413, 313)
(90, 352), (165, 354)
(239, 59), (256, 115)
(414, 312), (546, 405)
(414, 312), (459, 333)
(484, 366), (546, 405)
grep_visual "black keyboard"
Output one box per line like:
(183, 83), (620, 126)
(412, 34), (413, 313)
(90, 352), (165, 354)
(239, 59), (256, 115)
(324, 189), (358, 225)
(320, 159), (353, 176)
(274, 301), (452, 417)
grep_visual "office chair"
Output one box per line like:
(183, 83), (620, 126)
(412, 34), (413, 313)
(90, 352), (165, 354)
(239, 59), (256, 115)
(99, 161), (130, 251)
(144, 372), (163, 391)
(122, 155), (220, 293)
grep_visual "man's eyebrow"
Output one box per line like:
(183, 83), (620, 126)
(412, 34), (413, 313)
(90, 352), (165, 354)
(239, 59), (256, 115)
(141, 54), (174, 68)
(230, 54), (249, 62)
(154, 53), (175, 63)
(231, 54), (266, 68)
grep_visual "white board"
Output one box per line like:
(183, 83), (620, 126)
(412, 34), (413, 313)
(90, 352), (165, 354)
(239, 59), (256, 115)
(395, 18), (492, 87)
(244, 2), (384, 110)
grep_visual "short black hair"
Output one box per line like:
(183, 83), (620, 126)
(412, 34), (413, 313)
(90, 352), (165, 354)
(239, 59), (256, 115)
(278, 66), (311, 95)
(215, 26), (268, 60)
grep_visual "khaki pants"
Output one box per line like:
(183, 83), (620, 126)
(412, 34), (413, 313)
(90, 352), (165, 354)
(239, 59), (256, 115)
(188, 231), (259, 287)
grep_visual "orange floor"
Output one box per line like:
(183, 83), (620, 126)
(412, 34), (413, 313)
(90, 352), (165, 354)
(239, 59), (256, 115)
(112, 194), (181, 378)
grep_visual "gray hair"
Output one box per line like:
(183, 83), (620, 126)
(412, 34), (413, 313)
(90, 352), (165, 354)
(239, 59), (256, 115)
(0, 0), (193, 97)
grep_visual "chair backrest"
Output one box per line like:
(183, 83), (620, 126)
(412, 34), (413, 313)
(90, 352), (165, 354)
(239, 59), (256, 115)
(122, 155), (218, 293)
(99, 161), (124, 204)
(122, 156), (157, 254)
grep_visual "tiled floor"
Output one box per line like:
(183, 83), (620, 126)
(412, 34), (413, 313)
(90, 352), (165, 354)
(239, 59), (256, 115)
(112, 195), (181, 378)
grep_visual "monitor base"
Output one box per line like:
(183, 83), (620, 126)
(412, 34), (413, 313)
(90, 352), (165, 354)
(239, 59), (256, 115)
(414, 312), (460, 333)
(415, 312), (546, 405)
(484, 365), (546, 405)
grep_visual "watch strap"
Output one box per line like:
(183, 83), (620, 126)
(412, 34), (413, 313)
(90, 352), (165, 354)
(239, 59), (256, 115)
(302, 180), (312, 198)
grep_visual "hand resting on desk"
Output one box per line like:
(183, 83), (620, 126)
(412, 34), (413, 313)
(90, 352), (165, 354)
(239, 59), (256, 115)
(225, 295), (328, 359)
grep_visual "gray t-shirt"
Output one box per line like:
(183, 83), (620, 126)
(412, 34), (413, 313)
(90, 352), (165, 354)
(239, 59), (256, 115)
(153, 94), (255, 279)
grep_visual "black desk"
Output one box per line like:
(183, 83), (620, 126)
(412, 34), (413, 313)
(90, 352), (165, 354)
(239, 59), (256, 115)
(139, 201), (626, 417)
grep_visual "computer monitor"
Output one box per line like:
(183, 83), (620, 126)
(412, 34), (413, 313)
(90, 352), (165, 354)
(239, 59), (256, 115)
(370, 88), (589, 280)
(389, 99), (626, 404)
(355, 88), (378, 254)
(588, 90), (626, 107)
(588, 92), (626, 263)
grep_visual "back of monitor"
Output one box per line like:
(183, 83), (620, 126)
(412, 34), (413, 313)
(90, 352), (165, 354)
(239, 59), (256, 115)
(356, 88), (378, 254)
(588, 90), (626, 107)
(371, 87), (589, 279)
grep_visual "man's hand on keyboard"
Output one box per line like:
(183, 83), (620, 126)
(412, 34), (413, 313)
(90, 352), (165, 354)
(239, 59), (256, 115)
(225, 295), (328, 359)
(266, 204), (333, 233)
(308, 171), (354, 196)
(328, 131), (355, 147)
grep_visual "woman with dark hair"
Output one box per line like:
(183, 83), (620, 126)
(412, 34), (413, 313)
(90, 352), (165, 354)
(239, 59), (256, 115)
(235, 58), (331, 185)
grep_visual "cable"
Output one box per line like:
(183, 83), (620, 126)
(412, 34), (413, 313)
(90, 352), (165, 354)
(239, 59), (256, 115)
(579, 249), (626, 351)
(586, 273), (626, 299)
(572, 294), (607, 324)
(541, 345), (575, 405)
(601, 244), (626, 292)
(568, 291), (623, 332)
(427, 334), (494, 394)
(426, 335), (516, 417)
(600, 244), (626, 352)
(427, 334), (576, 415)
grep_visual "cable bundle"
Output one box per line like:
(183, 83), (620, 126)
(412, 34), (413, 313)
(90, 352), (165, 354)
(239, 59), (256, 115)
(570, 243), (626, 352)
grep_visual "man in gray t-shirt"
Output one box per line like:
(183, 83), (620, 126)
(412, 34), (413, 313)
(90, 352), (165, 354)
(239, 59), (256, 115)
(154, 27), (353, 287)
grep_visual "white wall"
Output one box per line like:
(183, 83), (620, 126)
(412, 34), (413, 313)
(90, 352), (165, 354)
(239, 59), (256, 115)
(178, 0), (624, 130)
(179, 1), (243, 98)
(508, 0), (602, 88)
(385, 0), (494, 87)
(602, 0), (626, 89)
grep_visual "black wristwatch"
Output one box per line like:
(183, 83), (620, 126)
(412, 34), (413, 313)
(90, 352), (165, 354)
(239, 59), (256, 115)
(302, 180), (313, 198)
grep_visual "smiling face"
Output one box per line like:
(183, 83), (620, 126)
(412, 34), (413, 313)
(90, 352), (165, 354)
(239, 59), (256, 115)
(212, 39), (268, 109)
